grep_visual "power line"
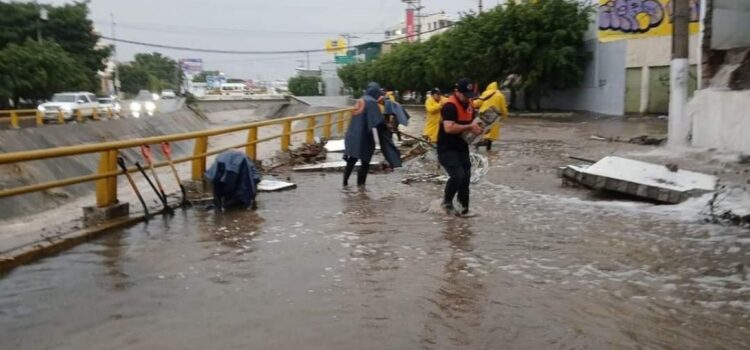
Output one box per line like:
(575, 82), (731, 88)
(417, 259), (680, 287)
(93, 19), (384, 36)
(98, 23), (455, 55)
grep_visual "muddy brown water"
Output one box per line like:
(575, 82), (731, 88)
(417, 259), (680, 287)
(1, 115), (749, 349)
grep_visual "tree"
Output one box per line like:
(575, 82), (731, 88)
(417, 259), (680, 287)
(0, 40), (90, 106)
(0, 2), (111, 94)
(117, 52), (182, 94)
(288, 76), (323, 96)
(337, 0), (593, 110)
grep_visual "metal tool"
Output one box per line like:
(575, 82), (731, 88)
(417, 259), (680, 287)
(160, 142), (189, 206)
(140, 145), (170, 209)
(117, 156), (149, 219)
(135, 160), (171, 214)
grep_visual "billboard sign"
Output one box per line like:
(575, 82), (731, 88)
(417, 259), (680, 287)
(598, 0), (700, 42)
(179, 58), (203, 75)
(334, 55), (355, 64)
(206, 75), (226, 89)
(325, 38), (347, 54)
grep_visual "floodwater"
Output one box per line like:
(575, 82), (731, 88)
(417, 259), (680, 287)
(1, 115), (749, 349)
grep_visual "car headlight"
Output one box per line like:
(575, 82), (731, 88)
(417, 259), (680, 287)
(60, 106), (72, 113)
(114, 103), (121, 111)
(145, 101), (156, 112)
(37, 106), (46, 112)
(130, 102), (142, 112)
(152, 93), (160, 101)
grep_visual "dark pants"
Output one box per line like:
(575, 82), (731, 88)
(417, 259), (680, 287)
(439, 151), (471, 209)
(343, 157), (370, 186)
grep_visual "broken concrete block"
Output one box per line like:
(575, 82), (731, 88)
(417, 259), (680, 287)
(560, 156), (718, 204)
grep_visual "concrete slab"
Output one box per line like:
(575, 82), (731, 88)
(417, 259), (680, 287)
(292, 160), (380, 172)
(258, 180), (297, 192)
(324, 139), (383, 153)
(324, 139), (346, 152)
(561, 156), (718, 204)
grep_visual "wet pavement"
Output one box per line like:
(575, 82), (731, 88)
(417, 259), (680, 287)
(1, 114), (749, 349)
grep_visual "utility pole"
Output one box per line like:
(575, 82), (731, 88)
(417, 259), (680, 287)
(306, 51), (310, 70)
(667, 0), (690, 147)
(111, 13), (121, 97)
(479, 0), (483, 13)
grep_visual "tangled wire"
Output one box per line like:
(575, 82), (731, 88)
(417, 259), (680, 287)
(401, 143), (489, 184)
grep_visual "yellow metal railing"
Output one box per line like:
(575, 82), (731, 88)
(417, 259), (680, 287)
(0, 107), (119, 128)
(0, 108), (353, 208)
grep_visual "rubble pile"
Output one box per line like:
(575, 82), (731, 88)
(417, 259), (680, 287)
(288, 141), (327, 165)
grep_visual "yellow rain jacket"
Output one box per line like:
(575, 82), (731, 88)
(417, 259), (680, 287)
(473, 82), (509, 141)
(423, 95), (443, 143)
(385, 91), (396, 102)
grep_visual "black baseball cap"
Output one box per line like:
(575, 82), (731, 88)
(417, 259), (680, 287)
(430, 87), (441, 95)
(455, 78), (477, 98)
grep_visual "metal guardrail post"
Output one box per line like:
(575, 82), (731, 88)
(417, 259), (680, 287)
(191, 136), (209, 181)
(323, 113), (332, 139)
(306, 116), (316, 144)
(246, 127), (258, 160)
(92, 108), (99, 120)
(281, 120), (292, 151)
(35, 111), (43, 126)
(10, 111), (19, 129)
(76, 109), (84, 123)
(57, 110), (65, 124)
(337, 112), (345, 135)
(95, 150), (119, 207)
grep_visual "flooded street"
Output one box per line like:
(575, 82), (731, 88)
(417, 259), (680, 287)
(1, 115), (749, 349)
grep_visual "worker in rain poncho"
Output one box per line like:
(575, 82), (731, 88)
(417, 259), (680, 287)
(343, 82), (402, 186)
(472, 81), (509, 150)
(423, 87), (443, 143)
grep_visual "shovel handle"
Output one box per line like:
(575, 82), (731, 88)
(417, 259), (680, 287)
(117, 156), (127, 169)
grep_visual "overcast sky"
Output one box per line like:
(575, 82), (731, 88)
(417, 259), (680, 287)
(38, 0), (501, 81)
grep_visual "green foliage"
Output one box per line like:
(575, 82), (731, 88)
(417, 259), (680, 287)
(0, 1), (111, 96)
(337, 0), (593, 109)
(0, 40), (90, 106)
(118, 53), (181, 94)
(288, 76), (323, 96)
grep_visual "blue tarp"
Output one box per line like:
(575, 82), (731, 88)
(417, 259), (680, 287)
(205, 151), (261, 210)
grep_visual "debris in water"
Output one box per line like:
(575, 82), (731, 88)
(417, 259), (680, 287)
(289, 141), (327, 165)
(560, 156), (718, 204)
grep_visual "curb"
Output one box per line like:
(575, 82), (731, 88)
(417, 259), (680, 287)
(0, 206), (172, 274)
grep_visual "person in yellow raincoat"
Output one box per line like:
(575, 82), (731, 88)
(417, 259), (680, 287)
(423, 88), (443, 143)
(472, 81), (509, 150)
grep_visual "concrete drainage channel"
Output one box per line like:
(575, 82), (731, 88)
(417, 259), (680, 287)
(0, 98), (344, 273)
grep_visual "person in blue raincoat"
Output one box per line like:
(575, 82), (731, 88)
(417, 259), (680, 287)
(343, 82), (401, 186)
(204, 150), (261, 210)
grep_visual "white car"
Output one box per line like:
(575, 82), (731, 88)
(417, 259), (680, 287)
(38, 92), (100, 122)
(97, 97), (121, 116)
(161, 89), (177, 99)
(129, 91), (158, 118)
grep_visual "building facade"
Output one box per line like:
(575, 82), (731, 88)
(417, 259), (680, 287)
(384, 12), (454, 43)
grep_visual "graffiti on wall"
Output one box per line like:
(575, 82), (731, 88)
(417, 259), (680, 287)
(598, 0), (700, 42)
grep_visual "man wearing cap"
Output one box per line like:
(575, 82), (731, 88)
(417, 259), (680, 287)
(438, 78), (483, 216)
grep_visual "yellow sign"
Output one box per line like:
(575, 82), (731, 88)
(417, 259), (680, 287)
(598, 0), (700, 42)
(325, 38), (347, 54)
